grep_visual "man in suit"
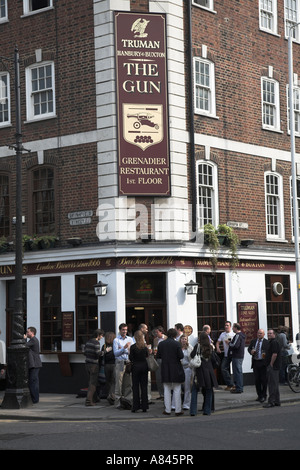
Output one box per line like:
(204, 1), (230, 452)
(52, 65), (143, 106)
(157, 328), (185, 416)
(248, 329), (269, 403)
(26, 327), (42, 404)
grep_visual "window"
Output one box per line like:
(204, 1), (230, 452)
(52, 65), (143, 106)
(0, 0), (7, 21)
(0, 174), (10, 237)
(194, 58), (216, 117)
(23, 0), (53, 15)
(76, 275), (98, 351)
(31, 166), (55, 234)
(0, 72), (10, 126)
(261, 77), (281, 131)
(259, 0), (278, 34)
(285, 0), (300, 40)
(196, 272), (226, 340)
(287, 84), (300, 135)
(265, 172), (285, 240)
(41, 277), (61, 352)
(266, 274), (292, 339)
(26, 62), (55, 121)
(197, 161), (218, 227)
(290, 177), (300, 239)
(193, 0), (214, 10)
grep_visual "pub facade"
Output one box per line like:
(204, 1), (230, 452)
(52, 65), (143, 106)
(0, 0), (300, 392)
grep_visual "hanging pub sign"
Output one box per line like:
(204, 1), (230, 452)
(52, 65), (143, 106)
(115, 11), (170, 196)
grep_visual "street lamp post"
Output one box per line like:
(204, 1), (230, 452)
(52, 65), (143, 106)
(288, 26), (300, 336)
(1, 47), (31, 409)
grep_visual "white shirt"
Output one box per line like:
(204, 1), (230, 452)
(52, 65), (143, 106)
(218, 331), (235, 357)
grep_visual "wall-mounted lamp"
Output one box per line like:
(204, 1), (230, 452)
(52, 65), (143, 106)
(184, 279), (199, 295)
(94, 280), (108, 297)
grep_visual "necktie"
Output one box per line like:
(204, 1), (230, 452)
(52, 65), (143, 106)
(255, 339), (261, 359)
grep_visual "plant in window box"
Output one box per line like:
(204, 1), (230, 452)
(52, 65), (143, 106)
(203, 224), (220, 267)
(34, 235), (58, 249)
(0, 236), (11, 253)
(217, 224), (239, 268)
(22, 235), (34, 251)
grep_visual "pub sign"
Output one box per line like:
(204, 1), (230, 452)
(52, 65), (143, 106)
(115, 12), (170, 196)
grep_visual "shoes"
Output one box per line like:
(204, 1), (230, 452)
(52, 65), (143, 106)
(175, 411), (184, 416)
(275, 403), (281, 406)
(156, 396), (164, 400)
(190, 413), (195, 416)
(225, 386), (233, 391)
(203, 412), (211, 416)
(163, 411), (171, 415)
(85, 401), (96, 406)
(263, 402), (275, 408)
(230, 389), (242, 394)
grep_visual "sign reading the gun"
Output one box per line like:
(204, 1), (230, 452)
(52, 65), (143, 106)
(115, 12), (170, 196)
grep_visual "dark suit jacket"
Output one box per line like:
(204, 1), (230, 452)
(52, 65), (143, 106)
(157, 337), (185, 384)
(248, 338), (269, 368)
(27, 336), (42, 369)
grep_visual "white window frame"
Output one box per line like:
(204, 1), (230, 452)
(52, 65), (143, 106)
(0, 0), (8, 22)
(265, 172), (285, 240)
(0, 72), (10, 127)
(25, 61), (56, 122)
(192, 0), (214, 12)
(23, 0), (53, 16)
(194, 57), (217, 118)
(287, 83), (300, 135)
(197, 160), (219, 229)
(261, 77), (281, 131)
(259, 0), (278, 35)
(290, 176), (300, 240)
(285, 0), (300, 41)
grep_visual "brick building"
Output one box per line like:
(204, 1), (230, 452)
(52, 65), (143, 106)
(0, 0), (299, 392)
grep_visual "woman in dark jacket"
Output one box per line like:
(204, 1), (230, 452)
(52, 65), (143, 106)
(190, 332), (218, 416)
(129, 330), (149, 412)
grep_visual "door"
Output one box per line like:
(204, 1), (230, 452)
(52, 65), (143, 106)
(126, 305), (166, 340)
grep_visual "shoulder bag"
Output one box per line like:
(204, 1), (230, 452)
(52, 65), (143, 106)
(189, 344), (201, 369)
(146, 354), (159, 372)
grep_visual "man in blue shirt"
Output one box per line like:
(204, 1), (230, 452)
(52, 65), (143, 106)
(113, 323), (134, 409)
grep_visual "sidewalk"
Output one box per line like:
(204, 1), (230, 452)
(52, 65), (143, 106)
(1, 384), (300, 421)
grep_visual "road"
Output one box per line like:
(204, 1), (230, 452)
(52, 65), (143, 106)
(0, 402), (299, 453)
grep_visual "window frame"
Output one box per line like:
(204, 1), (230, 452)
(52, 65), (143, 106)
(23, 0), (53, 16)
(290, 176), (300, 240)
(0, 72), (11, 127)
(259, 0), (278, 35)
(192, 0), (214, 11)
(194, 57), (217, 118)
(25, 61), (56, 122)
(261, 77), (281, 132)
(196, 160), (219, 229)
(265, 172), (285, 240)
(40, 276), (62, 353)
(287, 83), (300, 135)
(284, 0), (300, 41)
(0, 0), (8, 22)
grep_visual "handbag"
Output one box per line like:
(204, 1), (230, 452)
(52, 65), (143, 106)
(189, 344), (201, 369)
(211, 350), (221, 369)
(146, 354), (159, 372)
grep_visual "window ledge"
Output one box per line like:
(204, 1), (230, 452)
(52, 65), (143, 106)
(195, 111), (219, 120)
(24, 114), (57, 124)
(21, 7), (54, 18)
(266, 238), (288, 243)
(262, 127), (283, 134)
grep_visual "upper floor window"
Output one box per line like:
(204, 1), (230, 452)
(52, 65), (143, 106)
(290, 177), (300, 239)
(26, 62), (55, 122)
(0, 72), (10, 126)
(31, 166), (56, 234)
(23, 0), (53, 15)
(193, 0), (214, 10)
(194, 57), (216, 117)
(0, 0), (7, 21)
(287, 84), (300, 135)
(259, 0), (278, 34)
(285, 0), (300, 40)
(197, 161), (218, 228)
(0, 173), (10, 237)
(265, 172), (285, 240)
(261, 77), (281, 131)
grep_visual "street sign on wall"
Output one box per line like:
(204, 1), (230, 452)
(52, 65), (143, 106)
(115, 11), (170, 196)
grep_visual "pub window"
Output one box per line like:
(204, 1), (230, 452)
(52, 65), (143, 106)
(41, 277), (61, 352)
(0, 72), (10, 126)
(290, 176), (300, 239)
(265, 274), (293, 340)
(76, 274), (97, 351)
(197, 161), (218, 228)
(196, 272), (226, 341)
(0, 173), (10, 237)
(31, 166), (56, 235)
(265, 172), (285, 240)
(194, 57), (216, 117)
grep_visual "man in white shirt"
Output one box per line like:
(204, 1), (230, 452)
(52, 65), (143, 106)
(113, 323), (134, 409)
(216, 321), (235, 390)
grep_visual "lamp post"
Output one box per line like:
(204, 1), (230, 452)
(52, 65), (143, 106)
(1, 47), (31, 409)
(288, 26), (300, 335)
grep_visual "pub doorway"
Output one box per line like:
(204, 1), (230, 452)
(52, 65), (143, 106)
(125, 272), (167, 340)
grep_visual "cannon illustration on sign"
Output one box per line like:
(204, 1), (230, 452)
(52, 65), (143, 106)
(127, 112), (159, 130)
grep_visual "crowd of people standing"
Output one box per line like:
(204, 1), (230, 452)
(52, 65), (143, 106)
(83, 319), (297, 415)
